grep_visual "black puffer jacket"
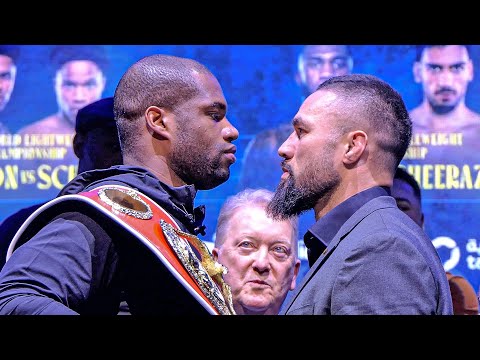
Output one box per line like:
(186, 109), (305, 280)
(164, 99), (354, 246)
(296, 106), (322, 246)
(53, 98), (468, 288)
(0, 165), (209, 315)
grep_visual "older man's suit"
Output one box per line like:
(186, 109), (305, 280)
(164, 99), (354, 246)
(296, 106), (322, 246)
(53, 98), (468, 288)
(281, 196), (453, 315)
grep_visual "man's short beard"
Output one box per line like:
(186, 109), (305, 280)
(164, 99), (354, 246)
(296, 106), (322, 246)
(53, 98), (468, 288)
(170, 130), (230, 190)
(170, 151), (229, 190)
(267, 170), (339, 221)
(431, 103), (455, 115)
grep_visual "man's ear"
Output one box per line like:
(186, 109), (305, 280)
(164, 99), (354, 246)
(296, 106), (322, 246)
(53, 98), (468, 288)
(290, 259), (301, 291)
(73, 133), (84, 159)
(343, 130), (367, 165)
(413, 61), (422, 83)
(467, 59), (474, 82)
(294, 71), (302, 86)
(100, 75), (107, 92)
(145, 105), (171, 139)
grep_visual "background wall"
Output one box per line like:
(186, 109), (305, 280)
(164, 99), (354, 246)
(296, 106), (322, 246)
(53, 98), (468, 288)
(0, 45), (478, 296)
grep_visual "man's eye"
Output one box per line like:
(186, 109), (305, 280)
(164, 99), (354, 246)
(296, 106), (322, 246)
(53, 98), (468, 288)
(331, 59), (349, 70)
(273, 246), (287, 254)
(210, 113), (223, 121)
(239, 241), (253, 248)
(426, 65), (442, 73)
(450, 64), (465, 73)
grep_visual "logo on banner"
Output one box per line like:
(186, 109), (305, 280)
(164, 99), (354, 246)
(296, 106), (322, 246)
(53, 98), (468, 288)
(432, 236), (460, 271)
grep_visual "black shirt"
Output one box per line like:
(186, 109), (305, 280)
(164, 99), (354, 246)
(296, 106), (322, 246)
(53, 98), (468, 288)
(304, 186), (391, 267)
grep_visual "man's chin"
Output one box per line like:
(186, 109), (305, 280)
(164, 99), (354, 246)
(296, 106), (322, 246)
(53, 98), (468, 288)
(196, 173), (230, 190)
(432, 103), (455, 115)
(241, 297), (273, 313)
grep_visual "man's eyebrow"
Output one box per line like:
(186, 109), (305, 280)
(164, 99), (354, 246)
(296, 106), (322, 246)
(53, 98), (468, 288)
(292, 117), (302, 126)
(449, 61), (468, 67)
(425, 61), (467, 67)
(208, 102), (226, 111)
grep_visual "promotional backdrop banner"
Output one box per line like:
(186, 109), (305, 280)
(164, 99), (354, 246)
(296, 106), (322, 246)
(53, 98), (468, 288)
(0, 45), (478, 295)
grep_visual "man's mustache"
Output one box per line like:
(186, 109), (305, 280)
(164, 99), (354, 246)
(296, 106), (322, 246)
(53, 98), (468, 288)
(435, 87), (456, 95)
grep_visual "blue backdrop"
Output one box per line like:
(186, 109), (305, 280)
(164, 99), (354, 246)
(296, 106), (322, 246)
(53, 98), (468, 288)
(0, 45), (478, 297)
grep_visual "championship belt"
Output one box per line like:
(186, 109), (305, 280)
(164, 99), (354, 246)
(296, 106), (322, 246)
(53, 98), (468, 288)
(7, 184), (235, 315)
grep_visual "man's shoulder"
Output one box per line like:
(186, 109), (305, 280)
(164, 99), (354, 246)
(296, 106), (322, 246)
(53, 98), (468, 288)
(408, 105), (422, 115)
(446, 271), (479, 314)
(464, 108), (480, 123)
(17, 114), (72, 135)
(346, 196), (421, 237)
(408, 106), (429, 127)
(0, 121), (10, 134)
(446, 271), (476, 290)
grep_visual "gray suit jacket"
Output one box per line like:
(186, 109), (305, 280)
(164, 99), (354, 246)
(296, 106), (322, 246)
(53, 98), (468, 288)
(281, 196), (453, 315)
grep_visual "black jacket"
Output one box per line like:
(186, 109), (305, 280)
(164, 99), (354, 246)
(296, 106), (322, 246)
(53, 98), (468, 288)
(0, 165), (209, 315)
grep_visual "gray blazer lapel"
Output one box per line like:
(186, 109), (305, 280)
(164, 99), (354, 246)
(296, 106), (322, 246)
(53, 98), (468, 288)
(282, 232), (343, 312)
(282, 196), (397, 313)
